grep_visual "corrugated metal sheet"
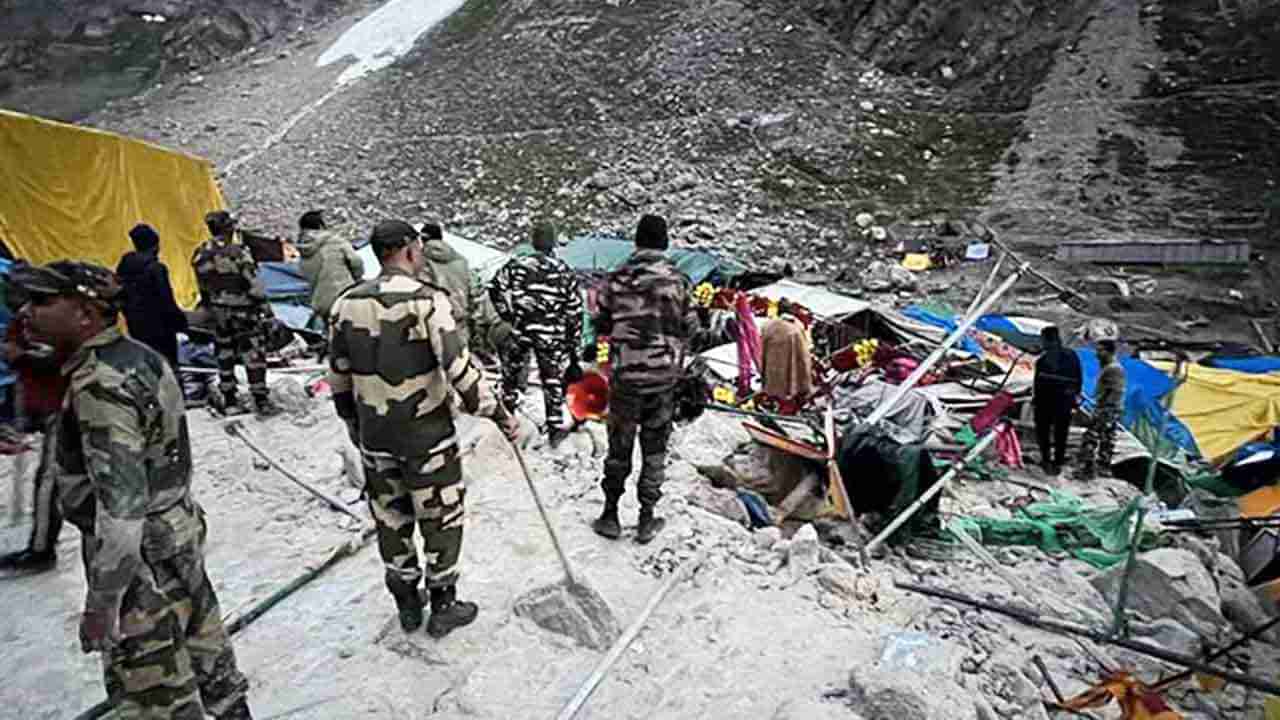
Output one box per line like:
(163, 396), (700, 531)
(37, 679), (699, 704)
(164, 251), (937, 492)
(1056, 239), (1251, 265)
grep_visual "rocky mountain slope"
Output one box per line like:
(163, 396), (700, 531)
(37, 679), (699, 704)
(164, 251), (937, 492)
(4, 0), (1278, 323)
(0, 0), (353, 119)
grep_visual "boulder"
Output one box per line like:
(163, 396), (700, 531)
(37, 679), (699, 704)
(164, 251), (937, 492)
(788, 523), (822, 579)
(849, 632), (976, 719)
(1089, 548), (1227, 640)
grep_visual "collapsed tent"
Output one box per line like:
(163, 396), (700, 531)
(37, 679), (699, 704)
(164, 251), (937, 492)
(1201, 355), (1280, 375)
(0, 110), (225, 307)
(1151, 361), (1280, 466)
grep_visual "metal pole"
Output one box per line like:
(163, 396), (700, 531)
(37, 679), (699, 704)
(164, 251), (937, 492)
(556, 555), (700, 720)
(866, 266), (1026, 427)
(964, 252), (1006, 320)
(225, 421), (365, 523)
(862, 426), (1002, 559)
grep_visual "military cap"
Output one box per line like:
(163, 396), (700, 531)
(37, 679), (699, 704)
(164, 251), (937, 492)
(370, 219), (420, 255)
(205, 210), (235, 234)
(15, 260), (122, 310)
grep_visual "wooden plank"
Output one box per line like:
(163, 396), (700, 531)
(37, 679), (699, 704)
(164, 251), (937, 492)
(742, 422), (828, 461)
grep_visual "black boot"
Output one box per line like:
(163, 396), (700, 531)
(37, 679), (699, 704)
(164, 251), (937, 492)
(635, 506), (665, 545)
(390, 585), (423, 633)
(0, 548), (56, 576)
(254, 396), (283, 419)
(427, 585), (478, 639)
(592, 498), (621, 540)
(547, 427), (571, 449)
(217, 697), (254, 720)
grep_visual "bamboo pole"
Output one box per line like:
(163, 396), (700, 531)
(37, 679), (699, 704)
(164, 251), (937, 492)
(861, 426), (1002, 559)
(556, 555), (701, 720)
(865, 267), (1025, 427)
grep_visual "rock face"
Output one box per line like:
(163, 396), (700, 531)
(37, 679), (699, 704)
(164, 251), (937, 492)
(0, 0), (351, 120)
(1089, 548), (1227, 641)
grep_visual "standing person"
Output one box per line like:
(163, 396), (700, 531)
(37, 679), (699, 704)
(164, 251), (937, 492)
(296, 209), (364, 325)
(116, 223), (190, 368)
(191, 210), (280, 417)
(592, 214), (697, 544)
(489, 222), (584, 446)
(23, 261), (253, 719)
(0, 271), (69, 576)
(328, 220), (521, 637)
(1032, 326), (1082, 476)
(1076, 338), (1126, 481)
(419, 222), (512, 365)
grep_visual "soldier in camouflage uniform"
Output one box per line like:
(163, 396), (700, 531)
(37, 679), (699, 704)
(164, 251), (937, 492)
(329, 220), (521, 637)
(191, 211), (280, 417)
(1076, 338), (1126, 481)
(592, 215), (697, 544)
(489, 222), (584, 446)
(22, 261), (252, 720)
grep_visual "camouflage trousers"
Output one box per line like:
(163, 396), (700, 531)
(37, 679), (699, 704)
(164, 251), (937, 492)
(211, 307), (269, 403)
(97, 510), (247, 718)
(364, 453), (466, 601)
(1076, 405), (1120, 479)
(501, 336), (571, 432)
(602, 388), (675, 508)
(28, 417), (62, 553)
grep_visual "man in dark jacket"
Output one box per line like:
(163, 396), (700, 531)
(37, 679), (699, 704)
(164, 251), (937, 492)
(116, 223), (189, 368)
(1032, 325), (1082, 475)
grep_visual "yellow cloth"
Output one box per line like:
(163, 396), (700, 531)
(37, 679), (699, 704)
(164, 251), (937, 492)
(1153, 362), (1280, 465)
(902, 253), (932, 271)
(0, 110), (225, 308)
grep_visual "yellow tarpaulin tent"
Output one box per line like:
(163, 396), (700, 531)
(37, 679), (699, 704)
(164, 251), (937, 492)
(1153, 361), (1280, 465)
(0, 110), (224, 308)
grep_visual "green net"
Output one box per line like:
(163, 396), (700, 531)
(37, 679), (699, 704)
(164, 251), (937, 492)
(950, 489), (1161, 569)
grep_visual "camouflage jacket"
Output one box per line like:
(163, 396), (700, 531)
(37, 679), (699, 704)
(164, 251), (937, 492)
(488, 251), (583, 349)
(55, 327), (196, 615)
(191, 233), (267, 309)
(328, 267), (507, 462)
(420, 238), (481, 348)
(596, 249), (697, 395)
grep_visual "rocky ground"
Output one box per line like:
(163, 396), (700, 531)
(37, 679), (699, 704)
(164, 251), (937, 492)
(4, 379), (1280, 719)
(3, 0), (1280, 717)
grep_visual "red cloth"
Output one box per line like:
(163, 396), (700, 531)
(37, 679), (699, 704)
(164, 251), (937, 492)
(734, 294), (762, 396)
(7, 318), (69, 420)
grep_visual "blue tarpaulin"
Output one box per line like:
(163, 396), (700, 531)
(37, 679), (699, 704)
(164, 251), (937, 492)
(901, 305), (984, 356)
(973, 314), (1053, 353)
(1077, 348), (1200, 457)
(1202, 355), (1280, 375)
(257, 262), (317, 333)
